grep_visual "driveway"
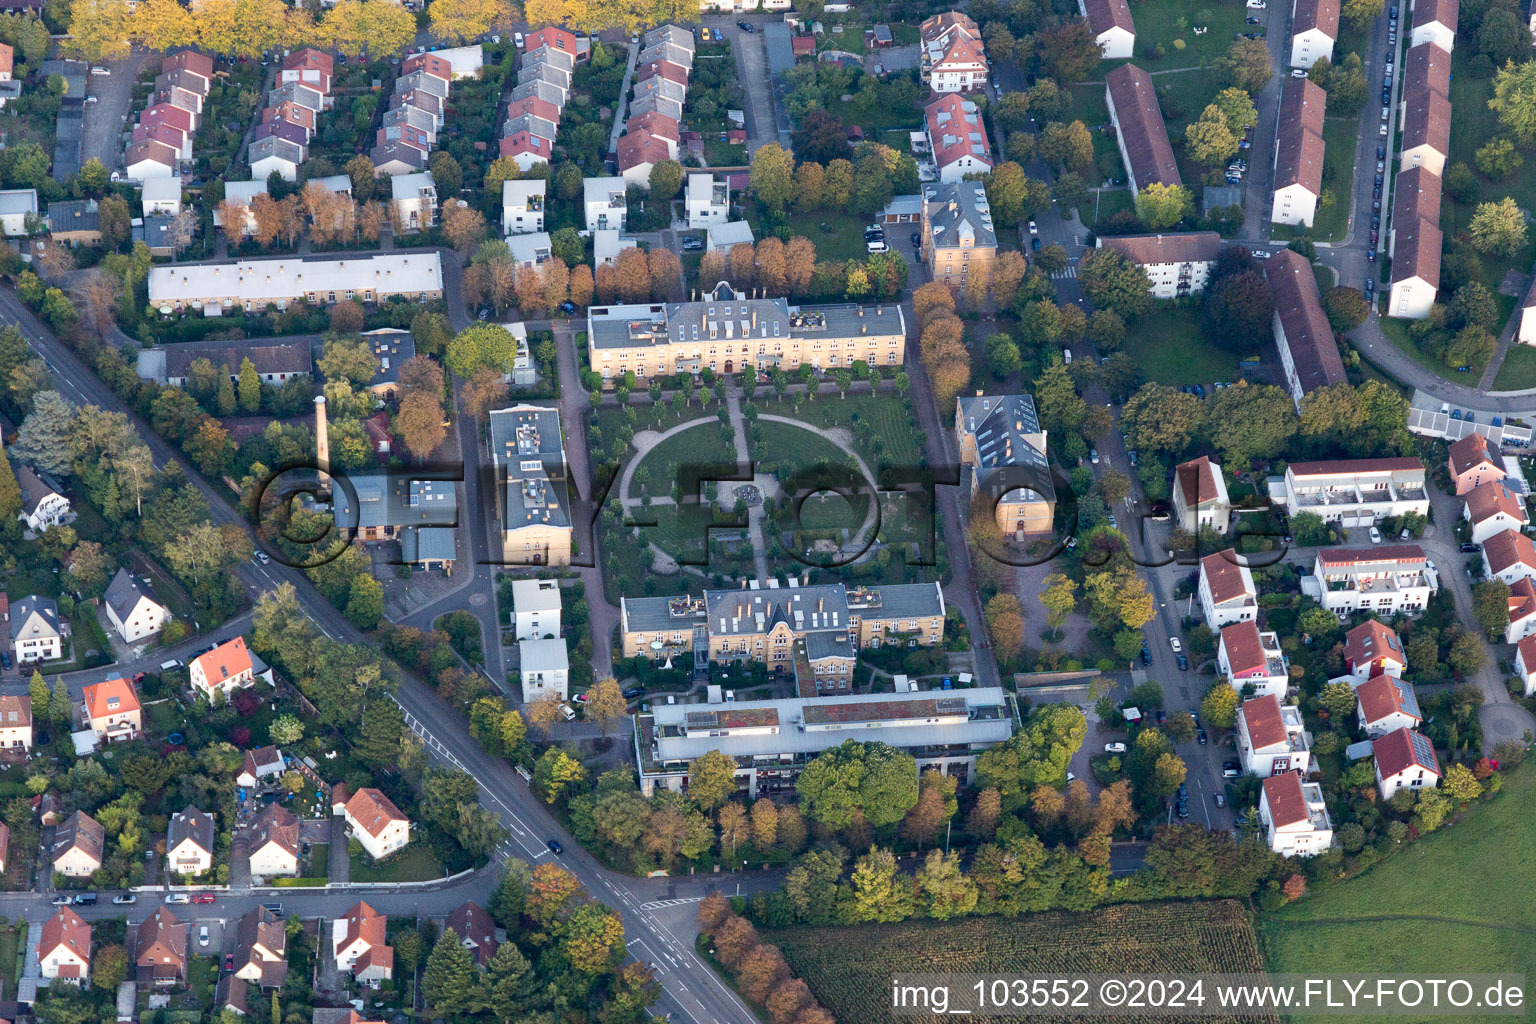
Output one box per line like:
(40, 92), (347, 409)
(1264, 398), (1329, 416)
(82, 52), (157, 174)
(704, 15), (780, 155)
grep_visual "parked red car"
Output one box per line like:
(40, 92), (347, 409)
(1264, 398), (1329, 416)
(193, 893), (216, 904)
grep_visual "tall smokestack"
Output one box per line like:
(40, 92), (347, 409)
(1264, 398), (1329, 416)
(314, 395), (330, 476)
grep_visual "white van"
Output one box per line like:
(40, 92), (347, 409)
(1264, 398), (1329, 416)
(1062, 348), (1072, 365)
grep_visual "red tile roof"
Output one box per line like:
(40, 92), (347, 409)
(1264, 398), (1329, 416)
(617, 130), (670, 171)
(1483, 529), (1536, 575)
(1262, 771), (1310, 827)
(1400, 83), (1450, 158)
(1201, 551), (1254, 606)
(1343, 619), (1404, 670)
(339, 901), (388, 950)
(636, 60), (689, 85)
(1412, 0), (1458, 31)
(1287, 456), (1424, 476)
(192, 637), (253, 689)
(1294, 0), (1340, 37)
(791, 35), (816, 55)
(402, 53), (452, 83)
(1519, 633), (1536, 673)
(1274, 78), (1326, 195)
(1510, 577), (1536, 624)
(344, 788), (406, 838)
(1448, 432), (1498, 477)
(627, 110), (680, 142)
(524, 26), (579, 53)
(1403, 40), (1451, 97)
(283, 47), (335, 75)
(1176, 455), (1222, 508)
(40, 907), (90, 967)
(1106, 64), (1181, 189)
(1083, 0), (1136, 35)
(506, 95), (562, 125)
(1241, 694), (1288, 750)
(142, 103), (195, 134)
(162, 50), (214, 80)
(1221, 620), (1269, 677)
(498, 130), (552, 160)
(1356, 673), (1420, 726)
(924, 93), (993, 173)
(1099, 232), (1221, 266)
(1465, 480), (1528, 526)
(1373, 726), (1440, 778)
(83, 677), (140, 720)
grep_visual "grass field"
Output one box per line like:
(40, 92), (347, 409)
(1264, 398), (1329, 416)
(774, 901), (1274, 1023)
(786, 210), (873, 263)
(1085, 188), (1135, 227)
(1125, 305), (1241, 385)
(1117, 0), (1251, 68)
(751, 418), (860, 473)
(1312, 116), (1362, 243)
(349, 845), (444, 883)
(780, 392), (926, 471)
(1492, 343), (1536, 392)
(627, 421), (738, 500)
(1377, 294), (1515, 380)
(1260, 762), (1536, 1023)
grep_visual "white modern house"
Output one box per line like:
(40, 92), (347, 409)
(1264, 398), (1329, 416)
(390, 172), (438, 232)
(583, 176), (627, 232)
(1482, 529), (1536, 586)
(1306, 546), (1438, 617)
(1268, 458), (1429, 526)
(16, 465), (73, 533)
(189, 636), (260, 701)
(1172, 456), (1230, 533)
(1259, 772), (1333, 857)
(1218, 621), (1289, 699)
(1237, 694), (1312, 776)
(685, 173), (730, 228)
(1198, 551), (1258, 629)
(511, 578), (562, 640)
(502, 179), (546, 236)
(519, 637), (569, 702)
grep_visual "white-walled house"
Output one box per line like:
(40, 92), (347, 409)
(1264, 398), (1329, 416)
(583, 176), (628, 232)
(1260, 772), (1333, 858)
(0, 695), (32, 754)
(38, 907), (91, 984)
(1343, 619), (1406, 679)
(502, 179), (546, 236)
(1355, 673), (1422, 737)
(189, 636), (259, 701)
(246, 804), (300, 878)
(166, 805), (214, 876)
(1516, 635), (1536, 695)
(1096, 232), (1221, 299)
(686, 173), (730, 228)
(1373, 726), (1440, 800)
(519, 637), (569, 702)
(1463, 481), (1529, 545)
(1218, 621), (1290, 699)
(103, 568), (171, 644)
(16, 465), (72, 533)
(511, 578), (562, 640)
(1307, 546), (1437, 617)
(1237, 694), (1312, 776)
(1172, 456), (1230, 533)
(1198, 551), (1258, 629)
(52, 810), (105, 878)
(1482, 529), (1536, 586)
(1409, 0), (1457, 52)
(334, 785), (410, 861)
(1289, 0), (1339, 68)
(333, 901), (393, 986)
(12, 595), (62, 665)
(1078, 0), (1135, 59)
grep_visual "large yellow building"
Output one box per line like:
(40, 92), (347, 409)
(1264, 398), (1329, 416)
(585, 282), (907, 383)
(921, 182), (997, 292)
(955, 393), (1056, 536)
(488, 405), (571, 566)
(620, 580), (945, 694)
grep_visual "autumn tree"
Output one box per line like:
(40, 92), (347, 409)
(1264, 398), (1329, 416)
(615, 247), (650, 302)
(428, 0), (511, 44)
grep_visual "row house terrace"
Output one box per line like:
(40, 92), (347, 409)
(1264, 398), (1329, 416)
(1305, 545), (1437, 617)
(1270, 457), (1428, 527)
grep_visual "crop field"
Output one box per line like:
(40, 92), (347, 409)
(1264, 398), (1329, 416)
(773, 900), (1277, 1024)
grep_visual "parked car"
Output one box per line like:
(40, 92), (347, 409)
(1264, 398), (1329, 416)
(165, 893), (191, 905)
(1028, 220), (1038, 234)
(681, 235), (704, 252)
(911, 231), (922, 248)
(51, 896), (72, 907)
(1169, 637), (1183, 653)
(1140, 645), (1153, 666)
(224, 953), (235, 971)
(1222, 762), (1241, 778)
(1177, 653), (1190, 671)
(1460, 542), (1481, 553)
(113, 894), (137, 905)
(1089, 448), (1100, 464)
(1197, 727), (1208, 744)
(866, 239), (888, 254)
(1105, 742), (1127, 754)
(1290, 68), (1307, 77)
(622, 686), (645, 699)
(199, 926), (210, 947)
(1214, 793), (1226, 807)
(1031, 237), (1042, 251)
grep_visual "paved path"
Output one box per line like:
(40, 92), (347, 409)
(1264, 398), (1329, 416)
(606, 41), (640, 156)
(724, 389), (770, 580)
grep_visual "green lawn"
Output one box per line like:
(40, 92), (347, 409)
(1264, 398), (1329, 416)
(750, 418), (861, 474)
(1313, 263), (1336, 291)
(1377, 294), (1514, 379)
(778, 392), (926, 470)
(348, 844), (444, 883)
(0, 926), (19, 999)
(1124, 305), (1240, 385)
(1154, 68), (1219, 136)
(1110, 0), (1250, 69)
(785, 210), (874, 263)
(1065, 85), (1124, 188)
(1312, 116), (1361, 243)
(1492, 342), (1536, 391)
(627, 421), (737, 501)
(1260, 762), (1536, 1023)
(1084, 188), (1134, 227)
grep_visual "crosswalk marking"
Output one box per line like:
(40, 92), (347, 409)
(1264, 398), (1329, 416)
(640, 897), (704, 910)
(1048, 266), (1078, 280)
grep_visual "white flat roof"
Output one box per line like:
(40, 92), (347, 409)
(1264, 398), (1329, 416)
(148, 252), (442, 305)
(519, 637), (569, 672)
(512, 578), (562, 613)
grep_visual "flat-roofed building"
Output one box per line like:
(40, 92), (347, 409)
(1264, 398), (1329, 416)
(635, 686), (1016, 796)
(1307, 545), (1438, 616)
(1270, 457), (1428, 525)
(487, 405), (570, 566)
(148, 253), (443, 315)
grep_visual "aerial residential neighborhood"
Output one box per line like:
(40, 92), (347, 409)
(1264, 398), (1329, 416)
(0, 0), (1521, 1018)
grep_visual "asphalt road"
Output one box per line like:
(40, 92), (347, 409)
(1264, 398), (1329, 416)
(0, 285), (760, 1024)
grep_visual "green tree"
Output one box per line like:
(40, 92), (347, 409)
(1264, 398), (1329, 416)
(1469, 196), (1528, 256)
(344, 573), (384, 629)
(1185, 105), (1239, 167)
(28, 670), (48, 716)
(648, 159), (683, 199)
(795, 739), (920, 828)
(356, 697), (403, 767)
(849, 846), (915, 922)
(1473, 579), (1512, 637)
(750, 142), (794, 213)
(1039, 573), (1078, 629)
(269, 713), (304, 745)
(421, 928), (477, 1016)
(1475, 136), (1523, 179)
(1342, 0), (1384, 28)
(562, 901), (626, 973)
(0, 446), (20, 524)
(913, 849), (977, 919)
(1214, 37), (1273, 93)
(1491, 59), (1536, 146)
(49, 677), (71, 723)
(1201, 683), (1239, 729)
(974, 704), (1086, 797)
(1079, 247), (1152, 317)
(687, 749), (738, 810)
(1442, 762), (1483, 802)
(1204, 381), (1297, 466)
(1135, 182), (1190, 230)
(1318, 681), (1357, 720)
(532, 747), (586, 803)
(236, 358), (262, 414)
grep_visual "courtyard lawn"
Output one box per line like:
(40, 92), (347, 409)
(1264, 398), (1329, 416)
(0, 926), (18, 999)
(780, 392), (926, 470)
(1492, 343), (1536, 392)
(1113, 0), (1251, 69)
(785, 210), (876, 263)
(1124, 305), (1241, 385)
(1260, 762), (1536, 1022)
(626, 420), (737, 501)
(1153, 68), (1220, 137)
(348, 845), (444, 883)
(1065, 85), (1124, 188)
(1083, 187), (1134, 227)
(1311, 116), (1361, 243)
